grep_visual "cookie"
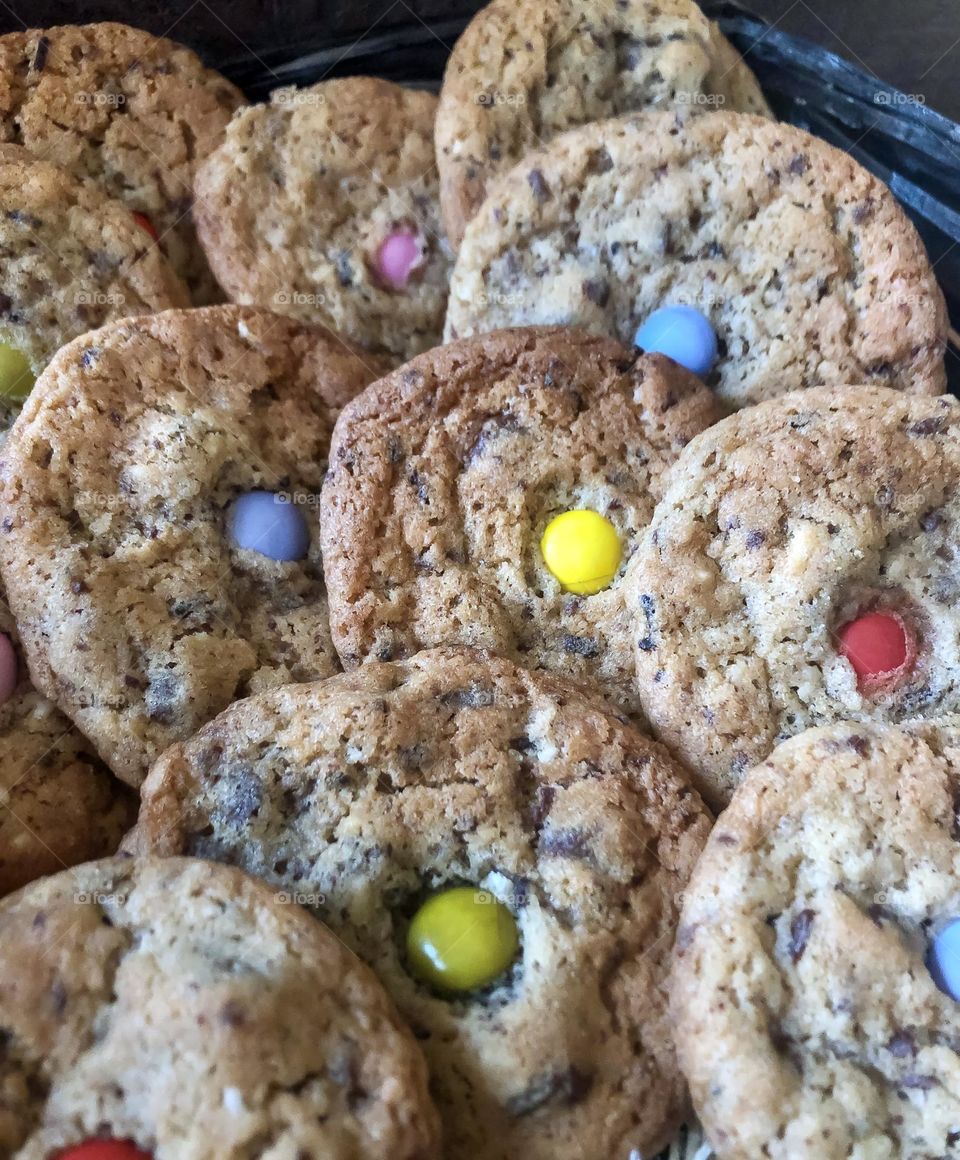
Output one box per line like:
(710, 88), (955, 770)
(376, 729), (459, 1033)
(444, 110), (948, 409)
(436, 0), (771, 247)
(0, 22), (244, 303)
(321, 326), (723, 718)
(0, 144), (188, 433)
(195, 77), (452, 362)
(0, 576), (135, 896)
(671, 719), (960, 1158)
(124, 646), (713, 1160)
(0, 305), (386, 786)
(625, 385), (960, 809)
(0, 856), (440, 1158)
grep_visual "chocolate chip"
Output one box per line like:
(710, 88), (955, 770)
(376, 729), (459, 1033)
(80, 347), (101, 369)
(528, 784), (556, 830)
(589, 147), (614, 174)
(335, 251), (353, 287)
(220, 765), (262, 825)
(32, 35), (49, 72)
(505, 1066), (593, 1116)
(788, 908), (815, 963)
(886, 1030), (917, 1058)
(745, 529), (766, 550)
(907, 416), (944, 437)
(540, 827), (591, 860)
(561, 634), (599, 657)
(439, 684), (495, 709)
(674, 923), (697, 952)
(715, 832), (737, 846)
(867, 902), (895, 926)
(582, 278), (610, 307)
(900, 1073), (939, 1090)
(851, 199), (874, 224)
(219, 1000), (246, 1027)
(145, 671), (180, 724)
(638, 593), (656, 652)
(69, 578), (89, 594)
(787, 152), (809, 176)
(407, 470), (429, 504)
(921, 508), (943, 532)
(527, 169), (552, 202)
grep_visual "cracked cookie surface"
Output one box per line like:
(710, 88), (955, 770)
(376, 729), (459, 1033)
(626, 386), (960, 808)
(195, 77), (452, 362)
(0, 144), (188, 432)
(0, 576), (135, 896)
(671, 719), (960, 1159)
(0, 856), (440, 1159)
(0, 22), (244, 303)
(125, 646), (712, 1160)
(444, 110), (948, 408)
(0, 305), (386, 786)
(320, 326), (723, 719)
(436, 0), (770, 247)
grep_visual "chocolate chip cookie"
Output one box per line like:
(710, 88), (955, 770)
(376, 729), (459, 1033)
(321, 327), (723, 719)
(444, 110), (948, 408)
(124, 646), (712, 1160)
(0, 144), (188, 432)
(0, 576), (135, 897)
(672, 719), (960, 1159)
(195, 77), (452, 362)
(626, 385), (960, 809)
(0, 856), (440, 1159)
(0, 306), (386, 786)
(0, 22), (244, 303)
(436, 0), (771, 247)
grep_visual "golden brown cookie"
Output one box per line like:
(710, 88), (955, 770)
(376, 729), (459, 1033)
(445, 110), (948, 408)
(0, 856), (440, 1159)
(0, 22), (244, 302)
(0, 306), (387, 786)
(125, 646), (712, 1160)
(436, 0), (771, 246)
(321, 326), (723, 719)
(195, 77), (452, 362)
(672, 720), (960, 1158)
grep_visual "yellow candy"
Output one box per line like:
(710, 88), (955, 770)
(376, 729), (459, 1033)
(540, 509), (621, 595)
(406, 886), (519, 993)
(0, 343), (34, 403)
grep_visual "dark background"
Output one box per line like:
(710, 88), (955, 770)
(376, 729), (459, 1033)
(0, 1), (956, 119)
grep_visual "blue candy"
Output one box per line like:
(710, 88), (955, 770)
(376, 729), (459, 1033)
(228, 490), (309, 562)
(926, 918), (960, 1000)
(633, 305), (718, 377)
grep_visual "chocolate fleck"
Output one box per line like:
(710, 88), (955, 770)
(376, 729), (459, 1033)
(32, 35), (49, 72)
(908, 416), (944, 437)
(505, 1066), (593, 1116)
(886, 1030), (917, 1058)
(582, 278), (610, 307)
(561, 634), (599, 657)
(788, 908), (815, 963)
(527, 169), (552, 202)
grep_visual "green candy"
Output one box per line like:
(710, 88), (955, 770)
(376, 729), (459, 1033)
(407, 885), (520, 993)
(0, 343), (35, 403)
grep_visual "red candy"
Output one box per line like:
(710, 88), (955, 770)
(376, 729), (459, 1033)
(131, 212), (159, 243)
(55, 1142), (151, 1160)
(837, 610), (913, 692)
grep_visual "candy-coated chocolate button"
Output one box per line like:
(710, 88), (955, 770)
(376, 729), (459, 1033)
(55, 1141), (152, 1160)
(541, 510), (621, 595)
(633, 305), (718, 377)
(131, 211), (159, 243)
(927, 918), (960, 1000)
(407, 886), (519, 993)
(838, 611), (910, 688)
(0, 342), (35, 402)
(0, 634), (17, 704)
(376, 231), (421, 288)
(228, 491), (309, 562)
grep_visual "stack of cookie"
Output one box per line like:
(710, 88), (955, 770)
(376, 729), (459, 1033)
(0, 4), (956, 1158)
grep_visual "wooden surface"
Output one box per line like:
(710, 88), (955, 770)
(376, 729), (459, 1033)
(0, 2), (956, 121)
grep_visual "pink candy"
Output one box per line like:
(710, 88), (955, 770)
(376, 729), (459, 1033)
(375, 231), (422, 289)
(0, 633), (17, 705)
